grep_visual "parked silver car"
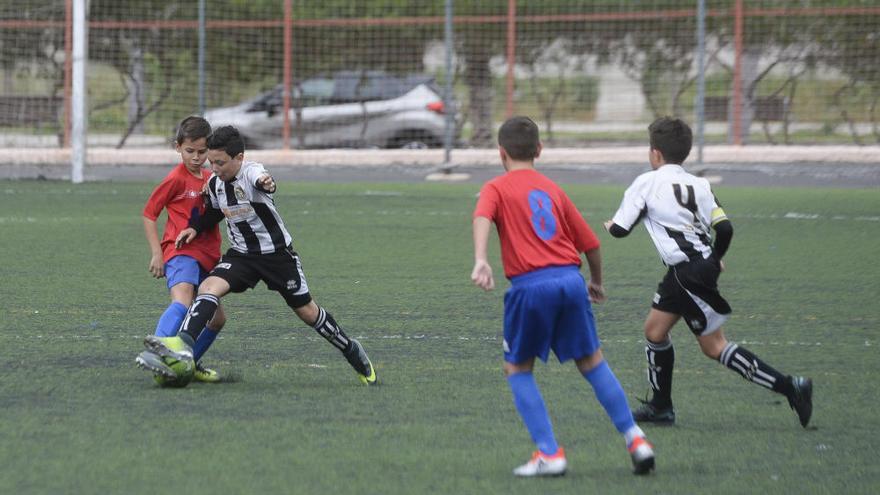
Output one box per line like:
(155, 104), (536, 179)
(204, 70), (453, 149)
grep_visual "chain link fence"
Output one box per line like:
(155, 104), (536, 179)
(1, 0), (878, 149)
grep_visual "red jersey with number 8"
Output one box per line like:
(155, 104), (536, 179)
(473, 168), (600, 278)
(143, 163), (221, 272)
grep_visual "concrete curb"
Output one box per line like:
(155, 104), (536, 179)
(4, 145), (879, 169)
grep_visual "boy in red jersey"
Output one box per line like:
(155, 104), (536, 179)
(137, 116), (225, 383)
(471, 116), (655, 477)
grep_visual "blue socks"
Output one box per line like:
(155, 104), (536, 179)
(154, 302), (187, 337)
(584, 361), (636, 434)
(507, 372), (559, 455)
(193, 327), (220, 362)
(155, 301), (220, 362)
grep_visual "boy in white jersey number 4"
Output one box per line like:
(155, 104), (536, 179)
(137, 125), (377, 386)
(604, 117), (812, 428)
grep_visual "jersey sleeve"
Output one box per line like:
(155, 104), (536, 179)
(243, 162), (269, 189)
(142, 174), (180, 220)
(561, 192), (600, 252)
(611, 175), (648, 230)
(473, 183), (499, 221)
(699, 179), (728, 227)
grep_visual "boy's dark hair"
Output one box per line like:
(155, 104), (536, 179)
(648, 117), (692, 164)
(206, 125), (245, 158)
(498, 116), (540, 161)
(175, 116), (212, 145)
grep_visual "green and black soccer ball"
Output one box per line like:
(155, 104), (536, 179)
(153, 356), (194, 388)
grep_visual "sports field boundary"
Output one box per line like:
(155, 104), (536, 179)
(4, 145), (879, 168)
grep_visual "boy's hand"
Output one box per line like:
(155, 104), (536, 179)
(603, 220), (614, 232)
(471, 259), (495, 291)
(257, 174), (276, 193)
(175, 227), (197, 249)
(719, 259), (726, 272)
(587, 280), (606, 303)
(148, 253), (165, 278)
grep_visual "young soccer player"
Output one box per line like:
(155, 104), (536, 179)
(603, 116), (812, 428)
(137, 116), (225, 383)
(471, 116), (655, 477)
(138, 125), (377, 385)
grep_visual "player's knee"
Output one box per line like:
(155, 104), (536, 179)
(644, 325), (668, 343)
(575, 349), (604, 373)
(198, 276), (229, 297)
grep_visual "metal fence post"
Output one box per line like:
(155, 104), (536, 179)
(695, 0), (706, 164)
(444, 0), (454, 163)
(198, 0), (206, 115)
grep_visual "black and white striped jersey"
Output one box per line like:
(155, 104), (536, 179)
(205, 160), (292, 255)
(611, 164), (727, 266)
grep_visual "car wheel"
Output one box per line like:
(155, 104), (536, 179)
(390, 130), (438, 149)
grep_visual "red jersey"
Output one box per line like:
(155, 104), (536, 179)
(473, 168), (600, 278)
(142, 163), (221, 272)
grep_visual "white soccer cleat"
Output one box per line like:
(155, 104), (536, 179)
(513, 448), (567, 477)
(628, 436), (656, 475)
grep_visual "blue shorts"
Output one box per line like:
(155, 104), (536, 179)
(165, 255), (209, 290)
(503, 265), (601, 364)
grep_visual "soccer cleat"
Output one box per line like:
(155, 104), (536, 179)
(343, 338), (377, 385)
(193, 362), (220, 383)
(513, 448), (567, 477)
(135, 350), (176, 379)
(632, 399), (676, 425)
(628, 436), (656, 475)
(143, 335), (194, 364)
(787, 376), (813, 428)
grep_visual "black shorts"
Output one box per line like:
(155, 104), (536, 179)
(652, 257), (731, 336)
(208, 247), (313, 309)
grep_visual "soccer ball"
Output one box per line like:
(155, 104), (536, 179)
(153, 356), (194, 388)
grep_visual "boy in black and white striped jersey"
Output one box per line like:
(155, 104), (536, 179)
(141, 125), (377, 385)
(603, 117), (811, 428)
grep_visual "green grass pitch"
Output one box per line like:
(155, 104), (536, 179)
(0, 180), (877, 494)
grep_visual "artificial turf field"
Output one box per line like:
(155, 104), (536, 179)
(0, 180), (877, 494)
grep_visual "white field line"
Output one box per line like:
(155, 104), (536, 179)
(5, 333), (871, 347)
(1, 209), (878, 224)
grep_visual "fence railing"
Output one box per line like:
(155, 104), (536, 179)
(1, 0), (878, 150)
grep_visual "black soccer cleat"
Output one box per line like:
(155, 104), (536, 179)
(632, 399), (676, 425)
(787, 376), (813, 428)
(343, 338), (377, 385)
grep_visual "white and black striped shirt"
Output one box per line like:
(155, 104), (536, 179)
(611, 164), (727, 266)
(204, 161), (292, 255)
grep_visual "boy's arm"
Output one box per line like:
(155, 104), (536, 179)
(603, 220), (635, 238)
(142, 217), (164, 278)
(471, 216), (495, 291)
(178, 184), (224, 248)
(712, 218), (733, 261)
(142, 175), (178, 279)
(604, 177), (648, 238)
(583, 247), (606, 303)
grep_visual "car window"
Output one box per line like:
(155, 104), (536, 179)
(298, 78), (335, 106)
(246, 72), (434, 111)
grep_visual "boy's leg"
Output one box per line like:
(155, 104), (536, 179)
(193, 303), (225, 362)
(144, 277), (230, 365)
(155, 258), (202, 337)
(506, 360), (567, 477)
(289, 299), (377, 385)
(506, 360), (559, 456)
(638, 309), (679, 421)
(702, 330), (813, 428)
(577, 351), (655, 475)
(154, 301), (188, 337)
(273, 251), (376, 384)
